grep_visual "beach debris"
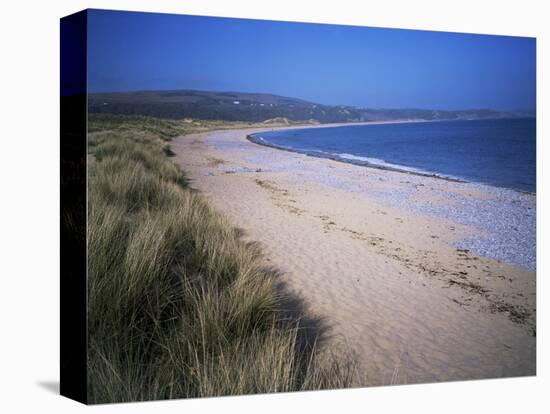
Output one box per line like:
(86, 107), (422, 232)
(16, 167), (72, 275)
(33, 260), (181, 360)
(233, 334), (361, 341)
(223, 166), (267, 174)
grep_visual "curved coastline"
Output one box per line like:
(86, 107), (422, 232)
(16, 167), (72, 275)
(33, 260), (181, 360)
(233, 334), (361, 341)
(246, 121), (536, 195)
(247, 130), (467, 184)
(233, 125), (535, 271)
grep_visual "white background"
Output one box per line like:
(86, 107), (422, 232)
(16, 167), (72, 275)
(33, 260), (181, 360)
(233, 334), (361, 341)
(0, 0), (546, 412)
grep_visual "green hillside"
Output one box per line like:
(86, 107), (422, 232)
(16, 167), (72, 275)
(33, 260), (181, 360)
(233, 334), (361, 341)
(88, 89), (529, 124)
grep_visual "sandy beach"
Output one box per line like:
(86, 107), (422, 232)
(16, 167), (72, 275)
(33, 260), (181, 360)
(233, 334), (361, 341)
(171, 122), (536, 386)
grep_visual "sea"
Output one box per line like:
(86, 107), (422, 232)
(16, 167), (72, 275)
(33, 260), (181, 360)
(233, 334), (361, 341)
(249, 118), (536, 193)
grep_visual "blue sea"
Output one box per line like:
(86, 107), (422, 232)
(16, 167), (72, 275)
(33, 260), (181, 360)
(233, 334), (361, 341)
(249, 118), (536, 192)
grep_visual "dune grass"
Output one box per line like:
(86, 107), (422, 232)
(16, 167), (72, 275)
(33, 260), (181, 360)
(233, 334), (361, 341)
(87, 116), (358, 403)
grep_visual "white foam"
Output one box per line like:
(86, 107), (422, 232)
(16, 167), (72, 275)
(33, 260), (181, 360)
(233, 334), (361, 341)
(333, 152), (430, 174)
(252, 135), (458, 180)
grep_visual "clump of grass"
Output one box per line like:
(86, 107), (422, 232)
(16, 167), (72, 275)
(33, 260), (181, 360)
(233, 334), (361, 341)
(87, 116), (358, 403)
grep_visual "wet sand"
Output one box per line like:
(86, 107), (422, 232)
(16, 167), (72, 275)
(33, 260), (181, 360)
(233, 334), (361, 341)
(171, 123), (536, 386)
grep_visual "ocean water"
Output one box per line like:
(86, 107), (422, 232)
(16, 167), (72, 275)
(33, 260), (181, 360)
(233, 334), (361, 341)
(250, 118), (536, 192)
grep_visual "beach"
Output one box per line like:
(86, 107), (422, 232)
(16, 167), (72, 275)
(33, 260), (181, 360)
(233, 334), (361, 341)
(171, 122), (536, 386)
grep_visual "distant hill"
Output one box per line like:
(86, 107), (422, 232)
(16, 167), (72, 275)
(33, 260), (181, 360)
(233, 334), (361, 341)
(88, 89), (531, 124)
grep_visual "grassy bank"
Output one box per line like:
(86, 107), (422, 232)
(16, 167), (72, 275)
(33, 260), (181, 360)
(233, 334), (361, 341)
(87, 114), (357, 403)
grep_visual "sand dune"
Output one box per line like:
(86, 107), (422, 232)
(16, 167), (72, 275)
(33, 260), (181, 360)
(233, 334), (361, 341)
(171, 124), (535, 386)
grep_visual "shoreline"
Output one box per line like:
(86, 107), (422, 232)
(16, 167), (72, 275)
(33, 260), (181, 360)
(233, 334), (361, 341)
(205, 121), (536, 270)
(171, 124), (536, 385)
(246, 133), (467, 184)
(243, 119), (535, 195)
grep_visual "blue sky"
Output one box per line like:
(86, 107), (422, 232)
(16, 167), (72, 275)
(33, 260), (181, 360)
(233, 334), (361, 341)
(87, 9), (536, 111)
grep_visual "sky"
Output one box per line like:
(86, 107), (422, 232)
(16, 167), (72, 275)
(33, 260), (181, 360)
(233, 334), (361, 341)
(87, 9), (536, 111)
